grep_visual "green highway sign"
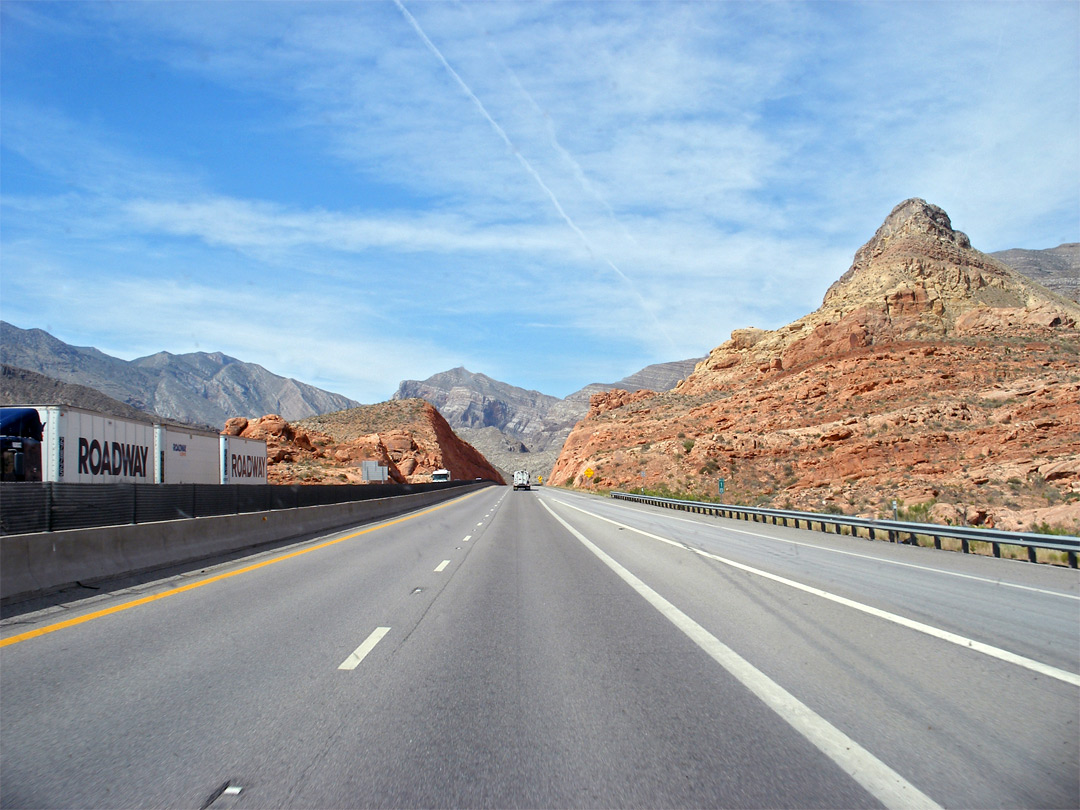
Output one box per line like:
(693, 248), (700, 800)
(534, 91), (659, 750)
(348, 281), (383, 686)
(718, 478), (725, 494)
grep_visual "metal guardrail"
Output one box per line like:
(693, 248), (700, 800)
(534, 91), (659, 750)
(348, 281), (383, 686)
(610, 492), (1080, 568)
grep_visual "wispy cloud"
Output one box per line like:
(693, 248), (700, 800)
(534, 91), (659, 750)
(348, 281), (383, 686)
(1, 0), (1076, 402)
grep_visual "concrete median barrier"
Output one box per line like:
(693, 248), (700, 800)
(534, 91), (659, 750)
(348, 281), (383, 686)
(2, 483), (491, 604)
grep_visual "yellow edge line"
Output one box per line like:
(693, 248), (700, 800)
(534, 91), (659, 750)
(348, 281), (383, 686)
(1, 488), (483, 648)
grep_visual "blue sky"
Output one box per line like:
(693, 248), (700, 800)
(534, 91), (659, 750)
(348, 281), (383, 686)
(2, 1), (1077, 403)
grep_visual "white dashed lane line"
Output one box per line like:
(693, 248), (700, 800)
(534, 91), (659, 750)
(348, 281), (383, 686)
(338, 627), (391, 671)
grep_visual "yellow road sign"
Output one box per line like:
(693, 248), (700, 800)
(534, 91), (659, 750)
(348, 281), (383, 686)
(583, 468), (595, 479)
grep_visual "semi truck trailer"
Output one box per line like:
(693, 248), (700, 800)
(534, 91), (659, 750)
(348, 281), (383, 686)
(0, 405), (266, 485)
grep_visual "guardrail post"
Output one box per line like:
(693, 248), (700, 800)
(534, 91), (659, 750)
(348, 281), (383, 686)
(1027, 546), (1037, 563)
(1069, 551), (1077, 569)
(961, 538), (970, 555)
(992, 542), (1001, 558)
(933, 536), (942, 550)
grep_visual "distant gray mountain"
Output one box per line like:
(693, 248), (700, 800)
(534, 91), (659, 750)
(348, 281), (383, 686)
(1, 364), (156, 424)
(394, 367), (562, 449)
(393, 358), (702, 478)
(992, 243), (1078, 303)
(0, 322), (360, 428)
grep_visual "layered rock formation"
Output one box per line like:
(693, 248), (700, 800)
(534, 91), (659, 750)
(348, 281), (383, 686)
(223, 399), (504, 485)
(395, 368), (562, 448)
(992, 243), (1079, 303)
(394, 359), (702, 480)
(550, 199), (1080, 534)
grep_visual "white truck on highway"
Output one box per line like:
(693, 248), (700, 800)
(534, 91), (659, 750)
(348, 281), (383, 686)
(513, 470), (531, 491)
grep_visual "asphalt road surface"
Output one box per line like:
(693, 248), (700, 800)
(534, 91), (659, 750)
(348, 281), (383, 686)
(2, 486), (1077, 809)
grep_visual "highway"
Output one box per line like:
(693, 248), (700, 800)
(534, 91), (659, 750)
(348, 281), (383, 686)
(1, 486), (1077, 809)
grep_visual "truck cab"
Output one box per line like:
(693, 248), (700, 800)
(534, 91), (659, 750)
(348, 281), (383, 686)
(0, 408), (44, 482)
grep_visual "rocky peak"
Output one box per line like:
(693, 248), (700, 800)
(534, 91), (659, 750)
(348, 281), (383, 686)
(680, 199), (1080, 393)
(550, 199), (1080, 533)
(864, 198), (969, 253)
(825, 197), (1020, 315)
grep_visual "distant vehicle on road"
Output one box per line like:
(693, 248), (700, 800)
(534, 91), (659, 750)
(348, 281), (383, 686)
(432, 469), (451, 482)
(513, 470), (531, 491)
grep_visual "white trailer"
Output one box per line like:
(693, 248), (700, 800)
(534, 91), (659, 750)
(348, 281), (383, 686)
(220, 434), (268, 485)
(155, 425), (221, 484)
(513, 470), (531, 491)
(2, 405), (266, 485)
(7, 405), (157, 484)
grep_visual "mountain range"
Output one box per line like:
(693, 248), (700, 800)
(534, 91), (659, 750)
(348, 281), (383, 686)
(0, 322), (360, 428)
(989, 244), (1078, 303)
(0, 236), (1074, 495)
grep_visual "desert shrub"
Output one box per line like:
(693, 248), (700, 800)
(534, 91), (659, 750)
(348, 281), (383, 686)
(1031, 522), (1080, 537)
(899, 501), (935, 523)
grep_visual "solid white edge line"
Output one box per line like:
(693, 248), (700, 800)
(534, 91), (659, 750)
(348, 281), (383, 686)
(553, 498), (1080, 688)
(620, 501), (1079, 602)
(338, 626), (391, 671)
(434, 559), (451, 572)
(539, 500), (940, 810)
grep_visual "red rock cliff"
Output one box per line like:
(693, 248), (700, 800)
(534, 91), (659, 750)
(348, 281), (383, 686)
(224, 399), (505, 485)
(550, 200), (1080, 533)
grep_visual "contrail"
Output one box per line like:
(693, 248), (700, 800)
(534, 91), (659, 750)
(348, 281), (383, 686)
(454, 0), (639, 248)
(392, 0), (676, 351)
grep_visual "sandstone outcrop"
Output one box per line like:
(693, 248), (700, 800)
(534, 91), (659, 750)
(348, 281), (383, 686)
(225, 399), (504, 485)
(679, 199), (1077, 393)
(394, 359), (702, 480)
(550, 200), (1080, 535)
